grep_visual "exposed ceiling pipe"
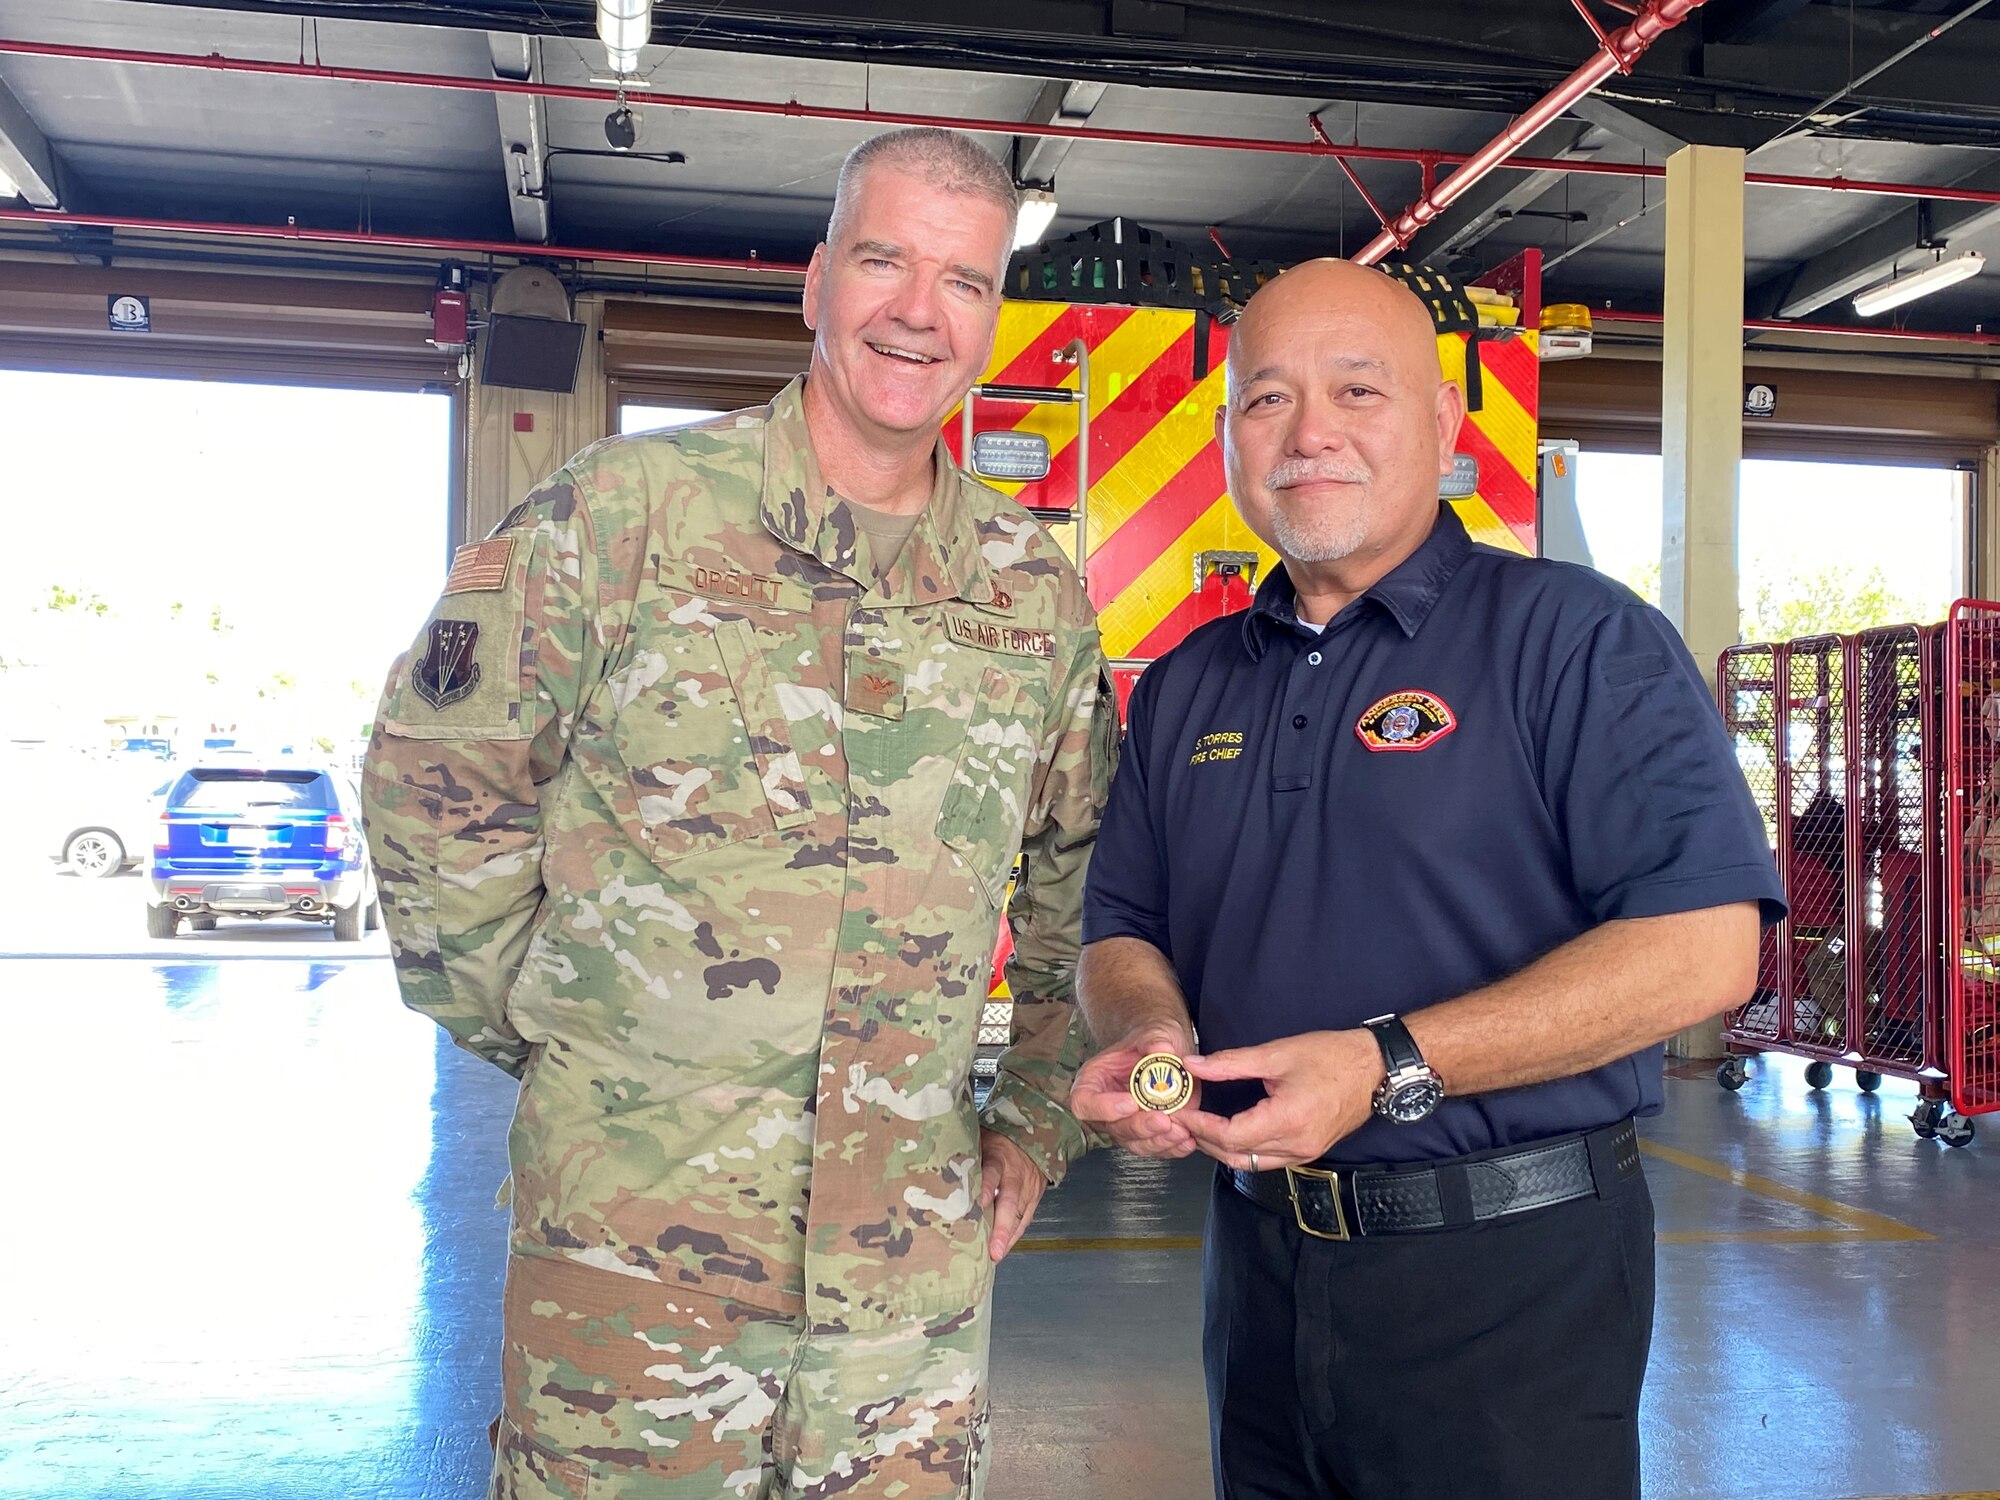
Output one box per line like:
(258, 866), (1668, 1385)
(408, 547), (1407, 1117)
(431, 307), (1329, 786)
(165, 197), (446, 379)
(1597, 307), (2000, 347)
(10, 36), (2000, 212)
(5, 211), (1995, 350)
(0, 203), (808, 275)
(1352, 0), (1709, 263)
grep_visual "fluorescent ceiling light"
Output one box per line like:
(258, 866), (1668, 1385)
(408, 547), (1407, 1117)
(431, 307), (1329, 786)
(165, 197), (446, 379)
(1852, 250), (1984, 318)
(0, 166), (16, 200)
(1014, 189), (1058, 250)
(597, 0), (652, 76)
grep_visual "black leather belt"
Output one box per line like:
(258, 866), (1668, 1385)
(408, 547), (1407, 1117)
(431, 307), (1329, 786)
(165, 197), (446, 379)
(1227, 1119), (1641, 1241)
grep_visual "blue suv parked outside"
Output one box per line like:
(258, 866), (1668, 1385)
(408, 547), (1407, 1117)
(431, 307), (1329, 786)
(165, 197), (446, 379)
(146, 765), (379, 941)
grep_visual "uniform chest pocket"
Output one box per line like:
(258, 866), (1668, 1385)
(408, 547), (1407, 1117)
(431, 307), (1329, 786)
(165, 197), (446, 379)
(608, 614), (813, 865)
(936, 665), (1041, 908)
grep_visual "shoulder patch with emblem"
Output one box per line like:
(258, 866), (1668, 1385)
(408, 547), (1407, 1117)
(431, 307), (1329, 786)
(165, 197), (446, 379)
(411, 619), (483, 709)
(1355, 690), (1456, 752)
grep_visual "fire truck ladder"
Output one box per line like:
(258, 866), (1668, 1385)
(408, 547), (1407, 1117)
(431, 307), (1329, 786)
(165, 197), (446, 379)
(959, 337), (1092, 586)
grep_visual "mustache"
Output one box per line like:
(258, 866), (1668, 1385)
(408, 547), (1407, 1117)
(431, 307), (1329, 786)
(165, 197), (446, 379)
(1267, 457), (1371, 490)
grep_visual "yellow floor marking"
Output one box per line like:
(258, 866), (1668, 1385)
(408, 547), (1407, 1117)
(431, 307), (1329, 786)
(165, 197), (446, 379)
(1016, 1143), (1932, 1251)
(1639, 1139), (1933, 1243)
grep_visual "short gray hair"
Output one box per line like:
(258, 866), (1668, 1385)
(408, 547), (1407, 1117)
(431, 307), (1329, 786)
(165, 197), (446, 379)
(825, 128), (1020, 252)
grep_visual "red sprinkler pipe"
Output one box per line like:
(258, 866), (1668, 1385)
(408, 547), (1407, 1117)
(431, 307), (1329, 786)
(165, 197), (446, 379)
(1353, 0), (1709, 263)
(9, 35), (2000, 216)
(8, 34), (2000, 209)
(0, 204), (809, 274)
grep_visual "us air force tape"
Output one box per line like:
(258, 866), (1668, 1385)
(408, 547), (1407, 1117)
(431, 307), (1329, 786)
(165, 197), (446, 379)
(1131, 1052), (1193, 1113)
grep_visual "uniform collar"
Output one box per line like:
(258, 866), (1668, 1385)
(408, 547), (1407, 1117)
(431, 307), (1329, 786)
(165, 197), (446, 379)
(1241, 503), (1474, 659)
(758, 375), (995, 606)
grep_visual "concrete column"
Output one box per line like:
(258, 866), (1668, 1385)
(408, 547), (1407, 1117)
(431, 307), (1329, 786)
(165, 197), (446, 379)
(1659, 145), (1746, 1060)
(1977, 444), (2000, 598)
(463, 294), (609, 540)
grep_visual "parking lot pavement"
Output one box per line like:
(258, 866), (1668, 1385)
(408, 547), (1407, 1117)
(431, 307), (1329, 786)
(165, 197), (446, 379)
(0, 850), (391, 959)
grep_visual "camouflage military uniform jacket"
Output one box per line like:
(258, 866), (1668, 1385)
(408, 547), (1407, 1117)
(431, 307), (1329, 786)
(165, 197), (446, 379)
(364, 377), (1111, 1332)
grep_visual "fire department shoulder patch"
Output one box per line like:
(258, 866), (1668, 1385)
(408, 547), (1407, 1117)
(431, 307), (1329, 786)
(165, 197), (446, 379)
(1355, 690), (1456, 752)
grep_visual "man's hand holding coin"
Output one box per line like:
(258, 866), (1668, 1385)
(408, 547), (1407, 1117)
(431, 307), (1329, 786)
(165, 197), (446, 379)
(1068, 1020), (1202, 1158)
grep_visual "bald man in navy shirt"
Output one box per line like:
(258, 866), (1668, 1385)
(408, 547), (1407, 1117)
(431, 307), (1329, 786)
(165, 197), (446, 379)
(1070, 259), (1782, 1500)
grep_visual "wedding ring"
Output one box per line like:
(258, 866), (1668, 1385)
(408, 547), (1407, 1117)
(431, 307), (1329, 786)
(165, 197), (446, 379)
(1249, 1152), (1260, 1173)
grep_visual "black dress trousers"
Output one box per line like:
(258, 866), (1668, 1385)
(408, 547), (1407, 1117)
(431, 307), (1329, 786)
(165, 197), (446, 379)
(1202, 1159), (1656, 1500)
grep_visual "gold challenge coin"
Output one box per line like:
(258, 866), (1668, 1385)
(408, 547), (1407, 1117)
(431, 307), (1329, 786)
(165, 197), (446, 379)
(1130, 1052), (1193, 1113)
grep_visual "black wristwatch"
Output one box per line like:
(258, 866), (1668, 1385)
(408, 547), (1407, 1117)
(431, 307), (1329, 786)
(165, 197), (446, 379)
(1362, 1014), (1445, 1123)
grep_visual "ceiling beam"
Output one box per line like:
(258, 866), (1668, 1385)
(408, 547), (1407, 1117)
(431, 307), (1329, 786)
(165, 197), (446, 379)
(1013, 78), (1107, 188)
(1568, 94), (1774, 154)
(487, 32), (551, 244)
(1761, 159), (2000, 321)
(1407, 121), (1602, 260)
(0, 71), (62, 208)
(1703, 0), (1814, 46)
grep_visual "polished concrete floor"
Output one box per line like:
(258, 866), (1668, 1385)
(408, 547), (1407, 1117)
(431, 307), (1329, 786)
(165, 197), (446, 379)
(1, 951), (1996, 1500)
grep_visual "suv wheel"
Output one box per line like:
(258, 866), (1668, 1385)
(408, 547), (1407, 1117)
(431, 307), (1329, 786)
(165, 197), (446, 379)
(65, 830), (126, 878)
(146, 905), (180, 939)
(332, 900), (363, 942)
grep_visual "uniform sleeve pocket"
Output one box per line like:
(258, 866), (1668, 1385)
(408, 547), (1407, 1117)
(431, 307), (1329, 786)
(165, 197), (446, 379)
(381, 534), (537, 741)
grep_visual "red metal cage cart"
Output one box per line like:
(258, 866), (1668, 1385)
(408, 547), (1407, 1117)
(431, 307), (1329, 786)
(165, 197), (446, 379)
(1716, 605), (2000, 1145)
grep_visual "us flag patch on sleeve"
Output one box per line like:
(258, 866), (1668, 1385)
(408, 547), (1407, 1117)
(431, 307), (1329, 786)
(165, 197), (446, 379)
(443, 536), (516, 594)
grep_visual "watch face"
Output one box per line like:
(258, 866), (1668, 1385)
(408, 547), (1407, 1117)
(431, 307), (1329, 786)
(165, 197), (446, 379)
(1383, 1077), (1445, 1123)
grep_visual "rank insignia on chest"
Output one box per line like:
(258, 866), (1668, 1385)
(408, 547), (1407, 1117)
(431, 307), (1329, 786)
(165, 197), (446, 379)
(845, 654), (906, 720)
(1355, 690), (1457, 752)
(411, 618), (482, 709)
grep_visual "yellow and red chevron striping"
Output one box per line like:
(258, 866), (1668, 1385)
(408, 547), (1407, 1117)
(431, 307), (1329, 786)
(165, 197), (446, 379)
(1085, 441), (1227, 610)
(954, 303), (1541, 662)
(1446, 332), (1540, 554)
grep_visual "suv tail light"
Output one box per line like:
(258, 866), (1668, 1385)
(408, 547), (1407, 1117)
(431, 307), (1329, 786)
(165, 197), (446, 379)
(154, 813), (171, 854)
(324, 814), (349, 853)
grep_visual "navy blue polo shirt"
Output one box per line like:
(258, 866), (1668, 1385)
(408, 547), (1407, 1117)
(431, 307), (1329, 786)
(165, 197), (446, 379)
(1082, 503), (1785, 1165)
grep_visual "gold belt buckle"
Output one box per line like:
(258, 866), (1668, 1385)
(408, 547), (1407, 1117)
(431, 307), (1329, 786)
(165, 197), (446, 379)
(1285, 1165), (1351, 1242)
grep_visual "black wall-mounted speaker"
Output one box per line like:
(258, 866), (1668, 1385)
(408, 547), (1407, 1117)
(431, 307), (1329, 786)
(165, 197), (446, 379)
(481, 313), (586, 393)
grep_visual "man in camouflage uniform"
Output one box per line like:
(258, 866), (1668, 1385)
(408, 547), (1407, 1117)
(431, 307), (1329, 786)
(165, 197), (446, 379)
(363, 128), (1113, 1499)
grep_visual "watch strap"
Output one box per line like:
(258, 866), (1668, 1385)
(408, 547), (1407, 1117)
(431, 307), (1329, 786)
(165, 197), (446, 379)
(1362, 1013), (1424, 1075)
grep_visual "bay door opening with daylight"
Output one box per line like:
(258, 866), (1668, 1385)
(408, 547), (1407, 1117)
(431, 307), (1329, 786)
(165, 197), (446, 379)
(0, 369), (450, 955)
(1559, 450), (1969, 640)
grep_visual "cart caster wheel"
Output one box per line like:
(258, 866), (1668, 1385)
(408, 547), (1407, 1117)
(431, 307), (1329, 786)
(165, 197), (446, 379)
(1855, 1070), (1883, 1093)
(1938, 1112), (1976, 1148)
(1805, 1061), (1834, 1091)
(1717, 1058), (1750, 1092)
(1911, 1100), (1943, 1139)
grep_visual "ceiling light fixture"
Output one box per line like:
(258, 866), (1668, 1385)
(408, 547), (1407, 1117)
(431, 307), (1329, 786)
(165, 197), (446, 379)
(1853, 249), (1985, 318)
(1014, 188), (1058, 250)
(596, 0), (653, 77)
(0, 165), (17, 200)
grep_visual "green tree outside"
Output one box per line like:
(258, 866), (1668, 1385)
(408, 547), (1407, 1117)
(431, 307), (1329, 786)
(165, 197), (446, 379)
(1615, 559), (1927, 643)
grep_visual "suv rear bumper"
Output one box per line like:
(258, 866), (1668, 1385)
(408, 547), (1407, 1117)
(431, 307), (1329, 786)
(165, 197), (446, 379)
(149, 871), (366, 919)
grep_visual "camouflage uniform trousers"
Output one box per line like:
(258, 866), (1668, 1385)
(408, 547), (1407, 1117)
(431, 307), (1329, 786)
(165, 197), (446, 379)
(491, 1254), (991, 1500)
